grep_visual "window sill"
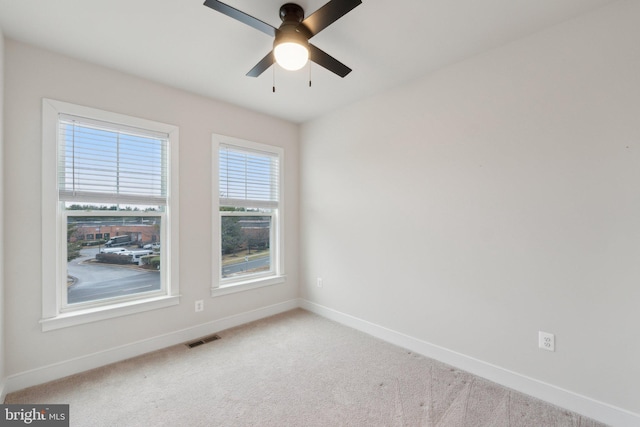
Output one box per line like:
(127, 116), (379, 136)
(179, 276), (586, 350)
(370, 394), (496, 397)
(211, 275), (286, 297)
(40, 295), (181, 332)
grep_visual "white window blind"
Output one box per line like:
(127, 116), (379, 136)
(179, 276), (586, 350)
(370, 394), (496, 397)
(58, 114), (168, 206)
(219, 143), (280, 209)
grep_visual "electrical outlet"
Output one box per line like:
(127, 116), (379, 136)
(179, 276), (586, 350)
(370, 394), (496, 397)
(539, 331), (555, 352)
(317, 277), (323, 288)
(195, 300), (204, 312)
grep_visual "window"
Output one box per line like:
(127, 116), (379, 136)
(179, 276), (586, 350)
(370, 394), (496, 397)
(41, 99), (179, 331)
(212, 135), (284, 295)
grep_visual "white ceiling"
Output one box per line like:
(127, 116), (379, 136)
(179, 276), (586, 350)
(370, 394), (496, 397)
(0, 0), (617, 123)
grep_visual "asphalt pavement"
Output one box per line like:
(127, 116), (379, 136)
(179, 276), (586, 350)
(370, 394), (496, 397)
(222, 256), (270, 278)
(67, 247), (160, 304)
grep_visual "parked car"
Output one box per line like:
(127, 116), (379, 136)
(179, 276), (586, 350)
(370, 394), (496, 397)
(143, 243), (160, 250)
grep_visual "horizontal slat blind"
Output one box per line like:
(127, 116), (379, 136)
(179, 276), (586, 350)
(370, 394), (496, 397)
(219, 143), (280, 209)
(58, 114), (168, 206)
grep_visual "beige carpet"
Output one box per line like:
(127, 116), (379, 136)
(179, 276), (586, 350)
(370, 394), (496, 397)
(5, 309), (607, 426)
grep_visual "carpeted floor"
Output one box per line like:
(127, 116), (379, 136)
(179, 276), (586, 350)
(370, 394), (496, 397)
(5, 309), (607, 426)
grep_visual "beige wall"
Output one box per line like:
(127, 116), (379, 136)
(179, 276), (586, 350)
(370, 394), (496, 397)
(300, 0), (640, 417)
(3, 40), (299, 376)
(0, 23), (5, 396)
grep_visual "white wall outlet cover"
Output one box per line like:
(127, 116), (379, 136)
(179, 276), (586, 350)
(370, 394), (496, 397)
(538, 331), (555, 352)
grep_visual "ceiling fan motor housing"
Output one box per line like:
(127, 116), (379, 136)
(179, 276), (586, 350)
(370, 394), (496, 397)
(275, 3), (309, 50)
(279, 3), (305, 24)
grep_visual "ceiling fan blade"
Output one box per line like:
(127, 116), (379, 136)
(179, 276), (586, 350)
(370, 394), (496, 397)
(308, 44), (352, 78)
(203, 0), (277, 37)
(301, 0), (362, 37)
(246, 51), (275, 77)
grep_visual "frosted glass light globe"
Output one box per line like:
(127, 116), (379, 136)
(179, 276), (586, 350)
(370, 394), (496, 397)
(274, 42), (309, 71)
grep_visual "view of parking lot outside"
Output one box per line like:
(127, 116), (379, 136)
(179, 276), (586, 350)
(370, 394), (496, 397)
(66, 214), (161, 304)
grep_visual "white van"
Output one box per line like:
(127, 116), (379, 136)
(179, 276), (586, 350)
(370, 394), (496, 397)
(121, 249), (154, 264)
(100, 247), (127, 254)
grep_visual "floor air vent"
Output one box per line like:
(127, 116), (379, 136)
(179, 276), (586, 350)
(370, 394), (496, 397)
(186, 334), (221, 348)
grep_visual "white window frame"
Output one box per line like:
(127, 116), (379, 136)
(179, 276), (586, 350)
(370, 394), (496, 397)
(212, 134), (285, 297)
(41, 99), (180, 331)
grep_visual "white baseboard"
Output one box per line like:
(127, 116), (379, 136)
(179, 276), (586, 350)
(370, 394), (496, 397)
(4, 299), (298, 396)
(300, 299), (640, 427)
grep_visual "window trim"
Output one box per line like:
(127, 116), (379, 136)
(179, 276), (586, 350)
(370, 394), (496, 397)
(211, 134), (285, 297)
(41, 99), (180, 331)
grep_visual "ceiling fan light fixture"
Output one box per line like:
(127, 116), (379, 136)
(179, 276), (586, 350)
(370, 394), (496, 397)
(204, 0), (360, 78)
(273, 28), (309, 71)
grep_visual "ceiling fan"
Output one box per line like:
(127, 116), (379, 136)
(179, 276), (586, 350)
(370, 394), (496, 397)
(203, 0), (362, 78)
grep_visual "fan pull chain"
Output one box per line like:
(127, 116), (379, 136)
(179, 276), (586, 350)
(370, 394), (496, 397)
(309, 62), (312, 87)
(272, 66), (276, 93)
